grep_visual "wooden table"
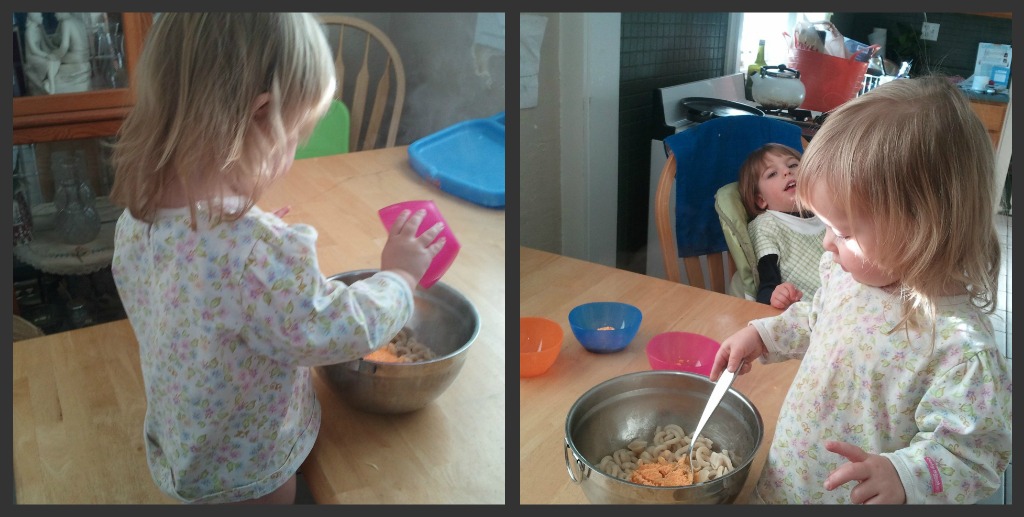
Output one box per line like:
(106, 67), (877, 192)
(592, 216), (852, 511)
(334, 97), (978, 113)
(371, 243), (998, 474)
(519, 246), (800, 504)
(12, 146), (505, 504)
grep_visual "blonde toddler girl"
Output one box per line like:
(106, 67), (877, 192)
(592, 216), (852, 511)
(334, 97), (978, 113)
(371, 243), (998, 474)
(710, 76), (1012, 504)
(110, 13), (445, 504)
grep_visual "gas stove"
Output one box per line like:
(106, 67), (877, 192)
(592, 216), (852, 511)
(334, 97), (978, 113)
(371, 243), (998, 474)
(753, 106), (827, 141)
(756, 106), (813, 122)
(651, 75), (824, 142)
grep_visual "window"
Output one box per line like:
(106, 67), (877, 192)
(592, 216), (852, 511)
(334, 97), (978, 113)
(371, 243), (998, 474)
(736, 12), (829, 74)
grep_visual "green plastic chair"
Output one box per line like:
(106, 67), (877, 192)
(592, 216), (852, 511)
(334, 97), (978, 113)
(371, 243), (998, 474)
(295, 99), (350, 159)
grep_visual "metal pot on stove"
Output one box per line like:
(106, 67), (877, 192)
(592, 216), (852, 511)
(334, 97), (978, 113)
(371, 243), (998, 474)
(751, 65), (805, 111)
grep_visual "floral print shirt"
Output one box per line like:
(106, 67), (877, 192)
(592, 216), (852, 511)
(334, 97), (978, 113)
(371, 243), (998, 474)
(112, 204), (413, 503)
(749, 252), (1012, 504)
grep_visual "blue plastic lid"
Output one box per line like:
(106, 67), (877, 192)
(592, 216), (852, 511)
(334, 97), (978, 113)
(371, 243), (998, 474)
(408, 112), (505, 208)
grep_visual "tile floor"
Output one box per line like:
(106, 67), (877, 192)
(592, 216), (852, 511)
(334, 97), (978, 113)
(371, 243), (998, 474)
(976, 211), (1012, 505)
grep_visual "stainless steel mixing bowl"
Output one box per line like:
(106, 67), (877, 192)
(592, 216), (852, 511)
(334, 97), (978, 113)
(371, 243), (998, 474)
(564, 370), (763, 504)
(315, 269), (479, 414)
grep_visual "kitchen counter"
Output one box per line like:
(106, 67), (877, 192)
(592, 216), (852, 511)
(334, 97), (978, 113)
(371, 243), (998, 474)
(960, 86), (1010, 104)
(520, 246), (801, 504)
(959, 86), (1011, 151)
(13, 146), (506, 504)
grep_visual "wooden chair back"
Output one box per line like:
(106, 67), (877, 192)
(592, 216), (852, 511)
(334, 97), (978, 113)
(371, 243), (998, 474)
(654, 116), (808, 294)
(655, 151), (732, 293)
(318, 15), (406, 152)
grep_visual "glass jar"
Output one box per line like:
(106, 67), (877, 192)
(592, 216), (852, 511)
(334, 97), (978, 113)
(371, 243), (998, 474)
(68, 299), (95, 329)
(13, 145), (36, 246)
(14, 175), (34, 246)
(52, 152), (101, 245)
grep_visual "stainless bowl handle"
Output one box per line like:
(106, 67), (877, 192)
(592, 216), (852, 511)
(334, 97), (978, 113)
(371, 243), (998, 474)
(348, 359), (376, 374)
(563, 438), (589, 483)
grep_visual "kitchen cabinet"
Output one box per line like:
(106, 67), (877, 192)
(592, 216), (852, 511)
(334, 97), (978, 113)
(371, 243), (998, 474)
(13, 12), (153, 145)
(12, 12), (152, 334)
(970, 99), (1008, 152)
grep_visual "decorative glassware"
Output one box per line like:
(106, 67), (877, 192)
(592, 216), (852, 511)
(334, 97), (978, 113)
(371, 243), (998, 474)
(13, 177), (34, 246)
(52, 152), (101, 245)
(91, 19), (125, 89)
(13, 146), (35, 245)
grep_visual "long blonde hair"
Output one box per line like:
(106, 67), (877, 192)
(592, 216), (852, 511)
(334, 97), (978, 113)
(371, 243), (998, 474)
(796, 75), (1001, 333)
(110, 13), (336, 227)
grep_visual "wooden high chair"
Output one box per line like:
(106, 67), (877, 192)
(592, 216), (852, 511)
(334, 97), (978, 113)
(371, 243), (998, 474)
(654, 115), (807, 296)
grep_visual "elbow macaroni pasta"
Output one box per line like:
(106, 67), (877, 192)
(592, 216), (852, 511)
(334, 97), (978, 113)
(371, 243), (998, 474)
(364, 328), (437, 363)
(597, 424), (737, 486)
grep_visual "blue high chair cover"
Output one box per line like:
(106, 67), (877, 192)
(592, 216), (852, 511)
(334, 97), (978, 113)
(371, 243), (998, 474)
(663, 115), (802, 257)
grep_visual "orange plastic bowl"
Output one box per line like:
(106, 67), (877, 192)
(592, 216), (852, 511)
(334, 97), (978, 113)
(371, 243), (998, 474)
(520, 317), (563, 378)
(646, 331), (720, 376)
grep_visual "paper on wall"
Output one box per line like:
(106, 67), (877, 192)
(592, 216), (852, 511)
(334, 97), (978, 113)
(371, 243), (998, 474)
(520, 14), (548, 109)
(473, 13), (505, 51)
(473, 13), (505, 88)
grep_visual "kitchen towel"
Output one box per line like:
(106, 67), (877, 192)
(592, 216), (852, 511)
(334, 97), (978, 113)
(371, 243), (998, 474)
(664, 115), (802, 258)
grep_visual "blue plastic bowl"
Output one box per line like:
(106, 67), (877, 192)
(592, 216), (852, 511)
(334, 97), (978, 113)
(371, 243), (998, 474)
(568, 302), (643, 353)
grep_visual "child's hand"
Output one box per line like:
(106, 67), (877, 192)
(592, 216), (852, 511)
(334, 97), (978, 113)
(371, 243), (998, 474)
(770, 282), (802, 309)
(823, 440), (907, 504)
(709, 325), (765, 381)
(272, 206), (291, 218)
(380, 209), (446, 290)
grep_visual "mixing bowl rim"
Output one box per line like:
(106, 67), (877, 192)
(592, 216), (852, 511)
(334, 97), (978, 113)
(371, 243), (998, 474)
(326, 269), (480, 366)
(564, 369), (764, 490)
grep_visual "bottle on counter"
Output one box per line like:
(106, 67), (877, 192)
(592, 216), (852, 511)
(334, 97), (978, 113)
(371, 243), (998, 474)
(745, 39), (767, 102)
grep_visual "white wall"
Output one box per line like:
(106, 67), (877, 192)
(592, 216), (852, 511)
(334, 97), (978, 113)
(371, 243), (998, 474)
(390, 13), (505, 144)
(327, 13), (505, 145)
(994, 89), (1011, 210)
(520, 13), (562, 254)
(519, 13), (620, 267)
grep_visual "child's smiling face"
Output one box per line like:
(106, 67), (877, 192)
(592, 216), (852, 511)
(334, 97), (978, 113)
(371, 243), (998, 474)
(755, 151), (800, 212)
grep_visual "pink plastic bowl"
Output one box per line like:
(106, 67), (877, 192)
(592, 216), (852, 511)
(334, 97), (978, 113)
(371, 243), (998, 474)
(378, 200), (461, 289)
(646, 331), (721, 376)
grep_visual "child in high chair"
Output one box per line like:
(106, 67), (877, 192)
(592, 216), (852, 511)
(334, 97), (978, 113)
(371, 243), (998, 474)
(109, 13), (445, 504)
(738, 143), (826, 309)
(710, 76), (1011, 504)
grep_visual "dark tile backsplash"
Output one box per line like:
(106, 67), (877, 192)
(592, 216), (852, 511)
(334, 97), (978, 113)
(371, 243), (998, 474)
(617, 12), (730, 272)
(830, 12), (1011, 79)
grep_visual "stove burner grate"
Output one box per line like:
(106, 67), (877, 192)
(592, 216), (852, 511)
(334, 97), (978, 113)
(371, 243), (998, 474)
(756, 107), (814, 122)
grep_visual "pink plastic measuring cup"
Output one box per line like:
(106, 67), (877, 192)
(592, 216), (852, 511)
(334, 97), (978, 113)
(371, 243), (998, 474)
(378, 200), (460, 289)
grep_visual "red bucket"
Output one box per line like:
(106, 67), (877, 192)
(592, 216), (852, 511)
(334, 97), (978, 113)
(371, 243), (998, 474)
(788, 45), (878, 113)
